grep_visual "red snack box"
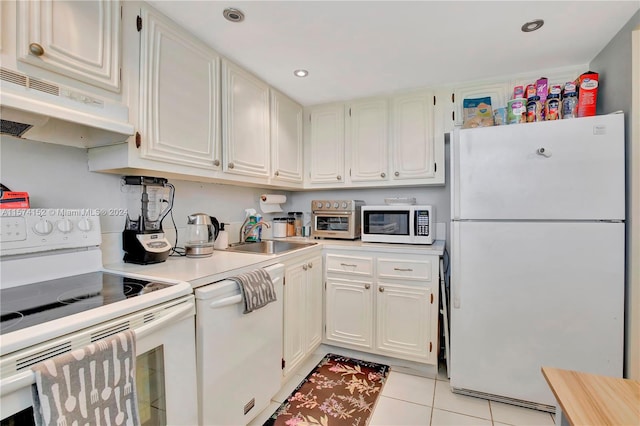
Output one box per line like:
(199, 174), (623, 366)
(576, 71), (599, 117)
(0, 191), (30, 208)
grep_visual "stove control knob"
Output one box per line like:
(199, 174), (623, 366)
(77, 218), (93, 232)
(315, 201), (323, 209)
(33, 219), (54, 235)
(324, 202), (331, 209)
(57, 219), (73, 233)
(333, 202), (339, 208)
(342, 202), (348, 209)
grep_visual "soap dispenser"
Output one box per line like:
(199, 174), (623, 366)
(214, 223), (229, 250)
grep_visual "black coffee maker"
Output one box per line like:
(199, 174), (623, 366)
(122, 176), (175, 264)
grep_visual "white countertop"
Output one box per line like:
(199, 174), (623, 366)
(104, 239), (445, 288)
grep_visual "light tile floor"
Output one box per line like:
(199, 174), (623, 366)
(250, 352), (556, 426)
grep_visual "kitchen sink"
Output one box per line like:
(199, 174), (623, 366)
(226, 240), (317, 255)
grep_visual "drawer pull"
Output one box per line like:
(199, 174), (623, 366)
(303, 264), (308, 271)
(393, 267), (413, 272)
(307, 262), (313, 268)
(364, 284), (370, 290)
(340, 263), (357, 268)
(378, 287), (384, 293)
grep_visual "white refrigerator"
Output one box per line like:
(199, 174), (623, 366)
(449, 113), (625, 410)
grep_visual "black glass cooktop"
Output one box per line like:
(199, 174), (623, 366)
(0, 272), (171, 335)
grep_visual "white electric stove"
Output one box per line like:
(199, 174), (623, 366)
(0, 209), (198, 425)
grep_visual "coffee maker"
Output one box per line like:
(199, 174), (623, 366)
(122, 176), (175, 264)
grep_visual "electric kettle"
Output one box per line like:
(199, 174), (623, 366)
(185, 214), (220, 258)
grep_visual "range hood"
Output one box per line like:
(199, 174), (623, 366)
(0, 68), (134, 148)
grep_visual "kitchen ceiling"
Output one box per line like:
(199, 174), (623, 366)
(147, 1), (640, 106)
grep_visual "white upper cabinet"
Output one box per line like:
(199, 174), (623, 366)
(16, 0), (121, 92)
(306, 103), (345, 184)
(222, 60), (270, 179)
(390, 91), (440, 182)
(271, 89), (303, 185)
(347, 98), (389, 182)
(137, 5), (221, 169)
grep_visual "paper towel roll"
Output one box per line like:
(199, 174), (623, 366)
(260, 194), (286, 213)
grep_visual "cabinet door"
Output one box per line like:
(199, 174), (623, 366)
(347, 99), (388, 182)
(283, 262), (306, 376)
(17, 0), (121, 92)
(325, 278), (373, 349)
(222, 60), (270, 178)
(390, 91), (437, 180)
(452, 82), (509, 127)
(271, 89), (303, 184)
(305, 255), (323, 352)
(376, 282), (434, 362)
(138, 6), (221, 169)
(308, 104), (345, 184)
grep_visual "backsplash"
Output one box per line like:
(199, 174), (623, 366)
(1, 135), (451, 264)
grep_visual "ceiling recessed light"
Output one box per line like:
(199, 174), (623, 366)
(294, 69), (309, 78)
(223, 8), (245, 23)
(521, 19), (544, 32)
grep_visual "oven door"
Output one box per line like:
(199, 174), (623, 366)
(312, 213), (356, 239)
(0, 296), (197, 426)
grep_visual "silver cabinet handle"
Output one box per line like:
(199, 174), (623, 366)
(337, 175), (342, 180)
(381, 172), (386, 178)
(303, 264), (308, 271)
(228, 162), (235, 169)
(213, 159), (220, 167)
(394, 171), (400, 177)
(378, 287), (384, 293)
(307, 262), (313, 268)
(394, 267), (413, 272)
(340, 263), (357, 267)
(364, 284), (370, 290)
(29, 43), (44, 56)
(274, 170), (280, 176)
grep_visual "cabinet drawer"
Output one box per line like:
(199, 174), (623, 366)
(326, 254), (373, 277)
(377, 258), (432, 281)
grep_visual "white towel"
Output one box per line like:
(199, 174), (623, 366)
(31, 330), (140, 426)
(230, 269), (277, 314)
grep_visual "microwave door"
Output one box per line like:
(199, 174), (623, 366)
(363, 210), (409, 236)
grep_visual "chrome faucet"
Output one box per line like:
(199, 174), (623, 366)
(239, 219), (271, 243)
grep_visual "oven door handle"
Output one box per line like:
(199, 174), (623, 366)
(0, 302), (194, 397)
(135, 302), (194, 339)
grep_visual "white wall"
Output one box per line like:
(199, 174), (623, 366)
(590, 10), (640, 380)
(0, 136), (281, 263)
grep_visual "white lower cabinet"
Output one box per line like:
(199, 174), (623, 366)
(283, 251), (323, 377)
(324, 250), (440, 365)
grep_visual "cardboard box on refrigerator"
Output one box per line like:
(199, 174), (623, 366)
(576, 71), (599, 117)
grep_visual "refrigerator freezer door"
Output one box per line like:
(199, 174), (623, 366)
(449, 221), (624, 407)
(451, 114), (625, 220)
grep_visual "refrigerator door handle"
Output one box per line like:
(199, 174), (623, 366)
(451, 221), (461, 309)
(451, 129), (462, 219)
(536, 147), (552, 158)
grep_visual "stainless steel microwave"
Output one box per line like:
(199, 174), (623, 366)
(361, 205), (434, 244)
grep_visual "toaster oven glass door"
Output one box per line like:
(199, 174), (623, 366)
(363, 210), (410, 235)
(315, 215), (351, 232)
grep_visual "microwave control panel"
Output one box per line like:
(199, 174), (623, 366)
(415, 210), (430, 236)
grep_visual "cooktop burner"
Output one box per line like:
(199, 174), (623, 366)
(0, 272), (172, 335)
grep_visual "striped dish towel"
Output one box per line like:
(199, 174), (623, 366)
(31, 330), (140, 426)
(230, 269), (277, 313)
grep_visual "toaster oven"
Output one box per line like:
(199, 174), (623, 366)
(311, 200), (365, 240)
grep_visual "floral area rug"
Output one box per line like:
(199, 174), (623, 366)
(264, 353), (390, 426)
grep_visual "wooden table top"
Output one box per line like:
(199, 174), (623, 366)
(541, 367), (640, 426)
